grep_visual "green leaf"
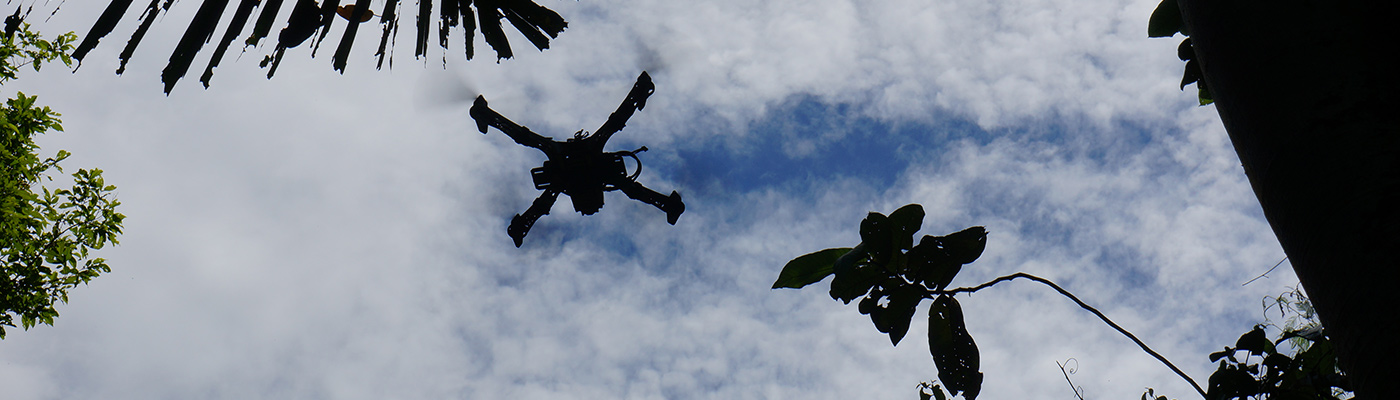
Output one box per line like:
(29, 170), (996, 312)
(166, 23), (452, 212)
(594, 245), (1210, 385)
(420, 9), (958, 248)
(928, 295), (983, 400)
(773, 248), (851, 289)
(1147, 0), (1184, 38)
(1198, 79), (1214, 106)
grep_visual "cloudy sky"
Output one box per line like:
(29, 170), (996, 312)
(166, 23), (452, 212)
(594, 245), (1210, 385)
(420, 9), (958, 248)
(3, 1), (1300, 399)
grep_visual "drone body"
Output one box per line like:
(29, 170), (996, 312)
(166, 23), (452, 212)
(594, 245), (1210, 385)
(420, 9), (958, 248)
(470, 71), (685, 247)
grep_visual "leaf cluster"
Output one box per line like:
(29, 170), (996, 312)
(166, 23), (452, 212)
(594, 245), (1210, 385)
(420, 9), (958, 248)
(0, 21), (76, 85)
(1202, 325), (1351, 400)
(74, 0), (568, 93)
(773, 204), (988, 399)
(1, 25), (122, 339)
(1148, 0), (1213, 106)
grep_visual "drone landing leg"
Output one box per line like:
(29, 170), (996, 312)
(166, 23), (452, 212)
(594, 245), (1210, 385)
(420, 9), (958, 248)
(509, 189), (559, 247)
(614, 180), (684, 225)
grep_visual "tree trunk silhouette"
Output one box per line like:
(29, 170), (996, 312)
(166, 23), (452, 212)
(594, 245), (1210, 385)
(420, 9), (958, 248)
(1178, 1), (1399, 397)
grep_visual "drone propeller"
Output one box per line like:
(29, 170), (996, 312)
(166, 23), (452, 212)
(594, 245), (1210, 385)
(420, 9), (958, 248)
(414, 68), (479, 111)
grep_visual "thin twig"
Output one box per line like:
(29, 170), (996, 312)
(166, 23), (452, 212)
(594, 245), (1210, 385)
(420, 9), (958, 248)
(1057, 358), (1086, 400)
(1241, 257), (1288, 286)
(929, 272), (1209, 399)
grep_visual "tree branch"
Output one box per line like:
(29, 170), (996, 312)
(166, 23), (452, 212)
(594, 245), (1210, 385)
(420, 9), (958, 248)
(930, 272), (1208, 399)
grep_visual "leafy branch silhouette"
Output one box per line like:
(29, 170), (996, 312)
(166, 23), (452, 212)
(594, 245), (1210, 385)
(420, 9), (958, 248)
(772, 204), (1204, 399)
(776, 204), (1353, 400)
(71, 0), (567, 93)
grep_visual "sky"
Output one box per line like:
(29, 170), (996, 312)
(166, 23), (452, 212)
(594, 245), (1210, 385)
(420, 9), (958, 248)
(1, 0), (1302, 399)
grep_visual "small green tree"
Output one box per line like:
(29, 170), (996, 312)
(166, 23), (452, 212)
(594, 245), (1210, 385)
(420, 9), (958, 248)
(1, 22), (123, 339)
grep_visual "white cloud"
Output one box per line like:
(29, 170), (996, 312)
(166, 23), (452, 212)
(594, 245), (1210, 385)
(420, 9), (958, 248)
(0, 1), (1299, 400)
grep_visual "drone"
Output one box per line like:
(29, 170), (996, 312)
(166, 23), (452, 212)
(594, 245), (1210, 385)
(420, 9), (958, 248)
(470, 71), (685, 247)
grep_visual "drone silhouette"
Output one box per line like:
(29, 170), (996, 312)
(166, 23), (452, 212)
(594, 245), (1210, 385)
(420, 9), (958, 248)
(470, 71), (685, 247)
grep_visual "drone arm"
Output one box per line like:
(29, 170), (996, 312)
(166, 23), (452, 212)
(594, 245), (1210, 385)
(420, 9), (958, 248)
(591, 71), (656, 146)
(508, 189), (559, 247)
(471, 95), (556, 152)
(611, 178), (684, 225)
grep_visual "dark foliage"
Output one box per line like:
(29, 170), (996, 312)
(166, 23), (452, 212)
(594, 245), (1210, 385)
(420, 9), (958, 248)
(774, 204), (988, 399)
(72, 0), (568, 93)
(1147, 0), (1212, 105)
(1200, 325), (1350, 400)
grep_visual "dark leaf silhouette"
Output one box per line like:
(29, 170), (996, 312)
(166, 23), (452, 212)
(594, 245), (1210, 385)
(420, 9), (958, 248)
(74, 0), (568, 93)
(1177, 37), (1193, 61)
(415, 0), (432, 57)
(1207, 364), (1258, 400)
(1234, 325), (1274, 356)
(439, 0), (458, 51)
(1180, 59), (1202, 90)
(908, 235), (962, 291)
(868, 283), (922, 346)
(1147, 0), (1184, 37)
(373, 0), (399, 69)
(200, 0), (260, 88)
(1200, 321), (1350, 400)
(772, 248), (850, 289)
(907, 226), (984, 290)
(244, 0), (284, 46)
(928, 295), (983, 400)
(457, 0), (475, 60)
(160, 0), (230, 94)
(332, 0), (374, 72)
(829, 257), (882, 304)
(475, 0), (512, 60)
(310, 0), (342, 57)
(279, 0), (324, 49)
(860, 212), (895, 265)
(114, 0), (163, 75)
(3, 7), (21, 39)
(940, 226), (987, 265)
(72, 0), (134, 62)
(888, 203), (925, 252)
(1209, 347), (1234, 363)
